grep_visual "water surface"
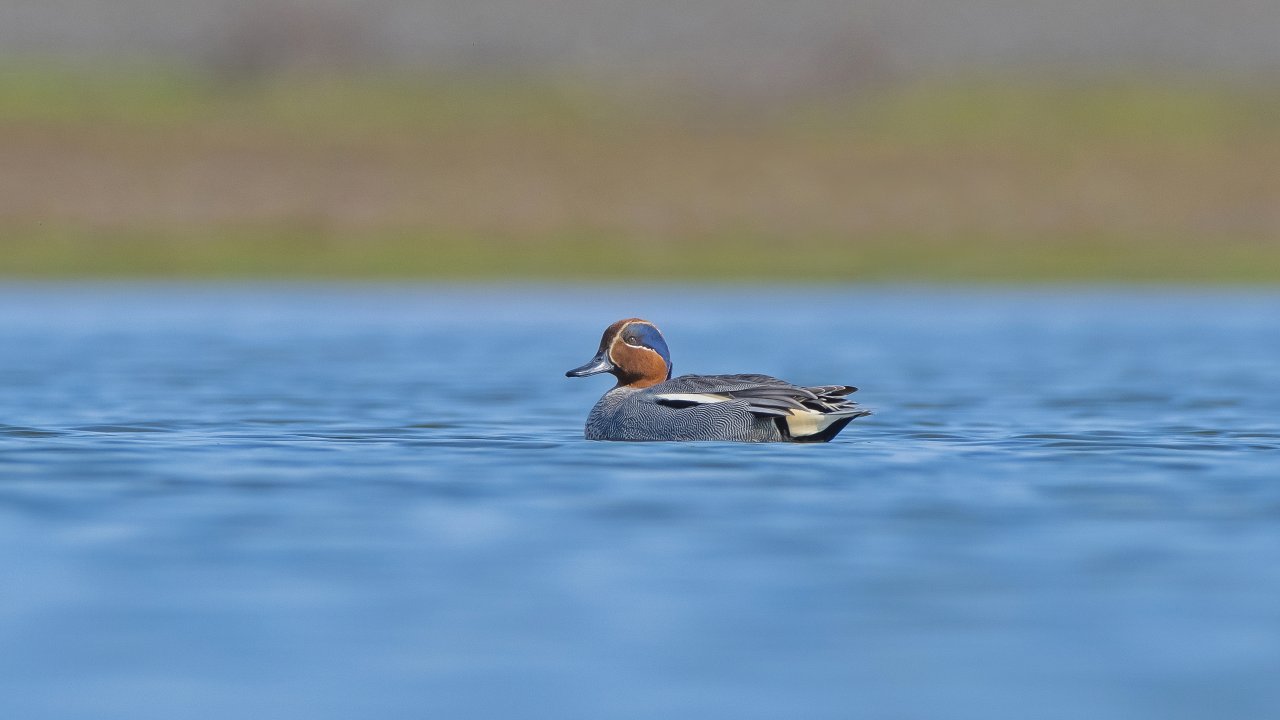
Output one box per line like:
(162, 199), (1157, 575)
(2, 285), (1278, 719)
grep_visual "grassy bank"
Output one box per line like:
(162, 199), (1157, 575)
(1, 67), (1277, 281)
(7, 229), (1278, 283)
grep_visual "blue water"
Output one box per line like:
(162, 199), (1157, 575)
(2, 284), (1279, 720)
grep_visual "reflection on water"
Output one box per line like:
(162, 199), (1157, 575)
(1, 285), (1279, 720)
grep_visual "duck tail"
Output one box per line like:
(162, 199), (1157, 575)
(779, 407), (872, 443)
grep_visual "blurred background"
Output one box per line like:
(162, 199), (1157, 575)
(5, 6), (1280, 719)
(1, 0), (1277, 282)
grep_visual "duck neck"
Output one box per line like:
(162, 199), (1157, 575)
(615, 373), (665, 389)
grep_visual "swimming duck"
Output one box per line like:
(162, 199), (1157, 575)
(565, 318), (870, 442)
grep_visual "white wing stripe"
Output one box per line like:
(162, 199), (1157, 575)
(653, 393), (732, 405)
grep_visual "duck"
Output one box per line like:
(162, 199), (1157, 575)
(565, 318), (870, 442)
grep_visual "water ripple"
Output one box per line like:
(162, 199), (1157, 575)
(2, 285), (1280, 720)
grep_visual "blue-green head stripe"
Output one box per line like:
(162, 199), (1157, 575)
(622, 322), (673, 379)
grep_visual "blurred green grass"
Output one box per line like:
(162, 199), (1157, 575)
(0, 65), (625, 130)
(2, 65), (1278, 281)
(4, 65), (1276, 140)
(7, 227), (1277, 283)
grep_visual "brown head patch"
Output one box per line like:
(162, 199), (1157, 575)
(608, 342), (669, 388)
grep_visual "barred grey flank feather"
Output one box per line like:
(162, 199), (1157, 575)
(583, 374), (871, 443)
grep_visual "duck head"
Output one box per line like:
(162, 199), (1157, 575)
(566, 318), (673, 388)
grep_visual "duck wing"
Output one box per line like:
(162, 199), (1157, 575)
(652, 374), (865, 419)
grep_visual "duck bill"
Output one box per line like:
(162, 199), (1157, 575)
(566, 349), (615, 378)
